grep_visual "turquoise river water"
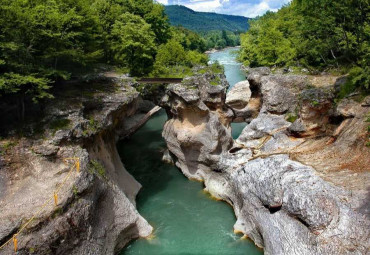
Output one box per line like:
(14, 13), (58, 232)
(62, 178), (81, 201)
(119, 48), (261, 255)
(209, 47), (248, 139)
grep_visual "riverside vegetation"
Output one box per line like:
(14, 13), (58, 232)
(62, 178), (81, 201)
(239, 0), (369, 98)
(0, 0), (208, 122)
(0, 0), (369, 254)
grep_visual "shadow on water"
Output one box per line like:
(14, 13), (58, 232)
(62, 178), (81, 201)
(116, 111), (178, 208)
(118, 47), (263, 255)
(118, 112), (262, 255)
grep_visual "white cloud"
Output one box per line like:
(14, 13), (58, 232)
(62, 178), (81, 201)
(237, 1), (279, 17)
(185, 0), (223, 12)
(156, 0), (169, 4)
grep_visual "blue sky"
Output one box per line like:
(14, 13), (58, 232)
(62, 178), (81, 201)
(156, 0), (292, 18)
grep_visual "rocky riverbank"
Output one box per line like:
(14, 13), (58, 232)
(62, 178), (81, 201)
(0, 67), (368, 254)
(0, 76), (156, 254)
(159, 68), (370, 254)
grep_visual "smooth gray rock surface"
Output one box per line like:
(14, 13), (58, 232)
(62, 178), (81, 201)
(0, 77), (153, 254)
(161, 73), (234, 180)
(226, 80), (252, 108)
(163, 71), (370, 255)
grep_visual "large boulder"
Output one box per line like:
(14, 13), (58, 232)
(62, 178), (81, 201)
(161, 72), (234, 180)
(226, 80), (252, 108)
(336, 98), (363, 118)
(246, 67), (271, 90)
(226, 81), (257, 122)
(259, 75), (309, 114)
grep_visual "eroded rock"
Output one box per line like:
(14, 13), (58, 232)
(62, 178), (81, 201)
(163, 70), (370, 254)
(0, 77), (153, 254)
(226, 80), (258, 122)
(161, 73), (234, 180)
(226, 81), (252, 108)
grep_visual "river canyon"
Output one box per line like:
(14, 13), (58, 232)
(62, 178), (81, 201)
(120, 48), (262, 254)
(0, 47), (369, 255)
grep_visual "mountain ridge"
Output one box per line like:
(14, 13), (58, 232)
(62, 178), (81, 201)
(164, 5), (250, 32)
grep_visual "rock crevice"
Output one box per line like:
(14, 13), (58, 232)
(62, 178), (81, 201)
(161, 69), (370, 254)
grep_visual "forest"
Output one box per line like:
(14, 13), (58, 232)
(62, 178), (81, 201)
(239, 0), (370, 96)
(1, 0), (369, 115)
(0, 0), (208, 108)
(164, 5), (249, 32)
(164, 5), (247, 50)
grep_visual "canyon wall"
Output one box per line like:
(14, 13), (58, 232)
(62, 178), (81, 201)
(161, 69), (370, 254)
(0, 77), (154, 254)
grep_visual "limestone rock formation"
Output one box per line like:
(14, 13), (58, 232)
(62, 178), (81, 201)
(163, 69), (370, 254)
(161, 73), (234, 180)
(226, 80), (252, 108)
(244, 66), (271, 90)
(0, 77), (154, 254)
(226, 81), (257, 122)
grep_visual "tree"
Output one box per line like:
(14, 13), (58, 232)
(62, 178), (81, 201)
(154, 39), (186, 67)
(151, 38), (208, 77)
(239, 11), (296, 67)
(144, 3), (171, 45)
(0, 0), (99, 120)
(110, 13), (156, 76)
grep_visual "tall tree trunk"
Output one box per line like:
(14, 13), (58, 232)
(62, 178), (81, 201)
(319, 53), (327, 64)
(331, 49), (339, 68)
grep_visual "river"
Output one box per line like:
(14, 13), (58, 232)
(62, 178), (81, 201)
(209, 47), (248, 139)
(119, 47), (260, 255)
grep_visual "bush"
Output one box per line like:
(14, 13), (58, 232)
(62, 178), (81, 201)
(338, 67), (370, 99)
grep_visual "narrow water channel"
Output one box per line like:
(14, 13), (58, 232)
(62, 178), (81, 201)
(209, 47), (248, 139)
(119, 48), (260, 255)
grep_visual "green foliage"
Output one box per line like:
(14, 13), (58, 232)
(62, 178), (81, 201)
(51, 206), (63, 218)
(88, 160), (106, 178)
(144, 3), (171, 45)
(164, 5), (249, 32)
(164, 5), (248, 50)
(239, 9), (299, 67)
(0, 0), (94, 102)
(83, 116), (100, 136)
(155, 39), (187, 66)
(151, 39), (208, 78)
(347, 66), (370, 92)
(286, 113), (298, 123)
(0, 0), (172, 113)
(201, 30), (241, 49)
(49, 118), (71, 132)
(209, 62), (225, 74)
(171, 27), (207, 52)
(239, 0), (370, 74)
(338, 67), (370, 98)
(186, 51), (208, 66)
(0, 73), (53, 102)
(72, 185), (79, 197)
(0, 140), (16, 154)
(210, 76), (221, 86)
(110, 13), (156, 76)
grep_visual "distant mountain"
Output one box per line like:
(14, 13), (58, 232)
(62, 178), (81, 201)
(164, 5), (250, 32)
